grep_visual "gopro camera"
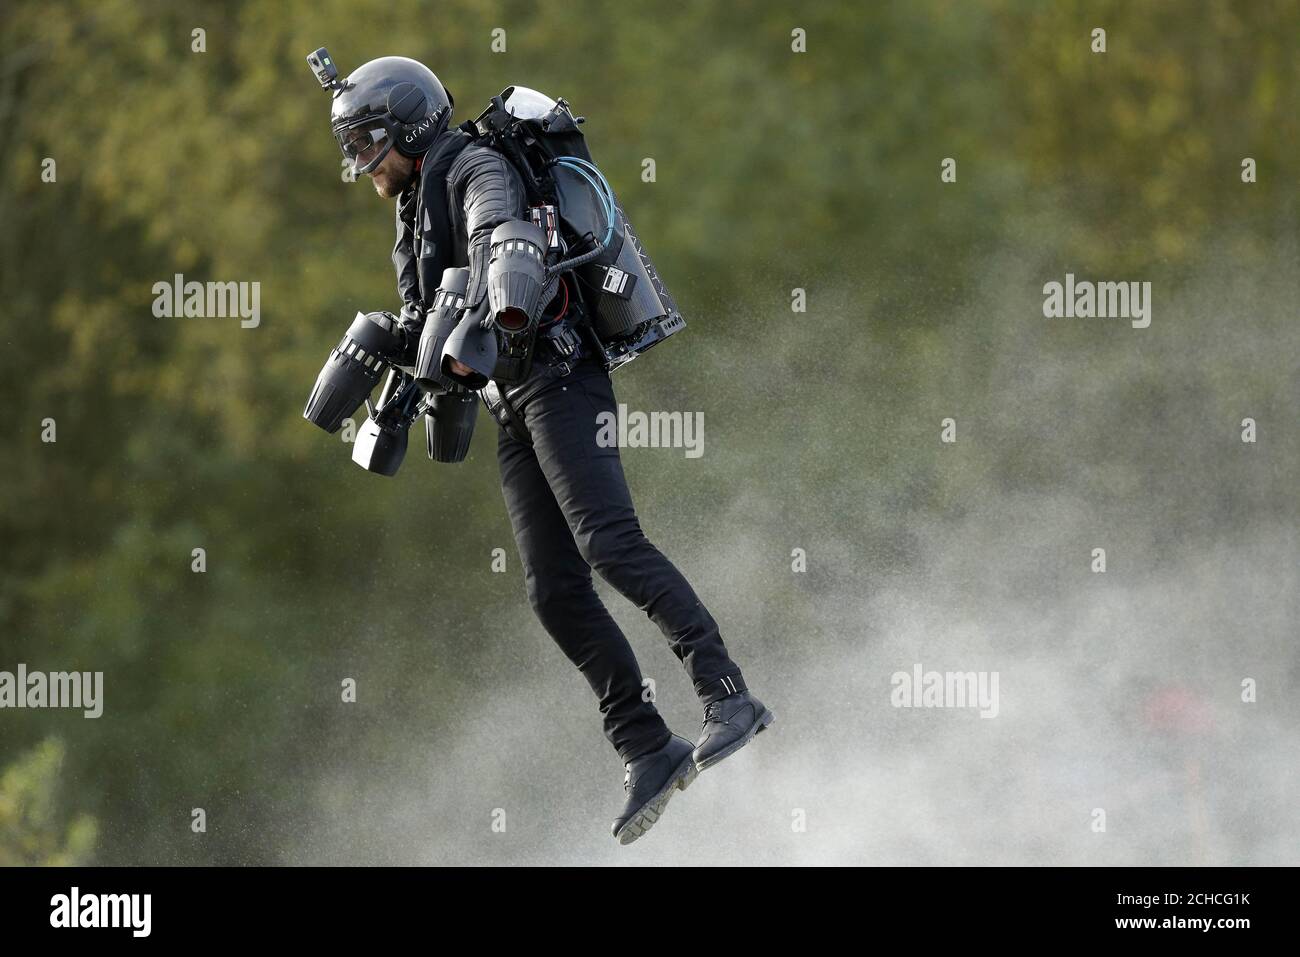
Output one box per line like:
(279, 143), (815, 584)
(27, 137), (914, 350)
(306, 47), (341, 91)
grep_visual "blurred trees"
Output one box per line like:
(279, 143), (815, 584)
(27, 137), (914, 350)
(0, 740), (98, 865)
(0, 0), (1295, 863)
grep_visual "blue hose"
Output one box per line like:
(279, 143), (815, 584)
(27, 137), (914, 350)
(555, 156), (616, 246)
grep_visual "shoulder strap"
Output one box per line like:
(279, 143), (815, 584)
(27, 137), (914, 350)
(415, 129), (472, 262)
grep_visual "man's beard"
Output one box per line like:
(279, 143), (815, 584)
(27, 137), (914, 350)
(369, 156), (415, 198)
(371, 172), (406, 198)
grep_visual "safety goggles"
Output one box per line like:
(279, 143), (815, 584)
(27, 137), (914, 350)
(334, 117), (394, 175)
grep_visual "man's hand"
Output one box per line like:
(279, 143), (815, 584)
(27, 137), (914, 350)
(394, 303), (426, 366)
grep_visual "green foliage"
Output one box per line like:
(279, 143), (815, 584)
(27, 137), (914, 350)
(0, 739), (98, 865)
(0, 0), (1294, 863)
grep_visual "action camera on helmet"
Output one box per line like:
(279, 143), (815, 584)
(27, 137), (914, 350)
(306, 47), (341, 91)
(307, 47), (454, 176)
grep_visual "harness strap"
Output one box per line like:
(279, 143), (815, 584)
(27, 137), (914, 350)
(483, 381), (531, 444)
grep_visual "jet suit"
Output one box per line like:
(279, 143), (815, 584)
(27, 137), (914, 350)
(395, 127), (749, 762)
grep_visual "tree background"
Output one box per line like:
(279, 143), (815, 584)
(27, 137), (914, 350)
(1, 0), (1296, 865)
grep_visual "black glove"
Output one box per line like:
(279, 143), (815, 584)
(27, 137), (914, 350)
(395, 301), (426, 367)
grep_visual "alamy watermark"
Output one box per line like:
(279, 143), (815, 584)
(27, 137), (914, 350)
(152, 273), (261, 328)
(50, 887), (150, 937)
(595, 404), (704, 458)
(890, 664), (999, 718)
(1042, 273), (1151, 328)
(0, 665), (103, 718)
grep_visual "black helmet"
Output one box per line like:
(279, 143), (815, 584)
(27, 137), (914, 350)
(317, 53), (453, 175)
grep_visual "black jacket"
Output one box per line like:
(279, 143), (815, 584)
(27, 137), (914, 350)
(392, 127), (527, 321)
(393, 127), (588, 414)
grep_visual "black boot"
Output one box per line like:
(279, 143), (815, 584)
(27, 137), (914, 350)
(611, 733), (698, 845)
(692, 691), (774, 771)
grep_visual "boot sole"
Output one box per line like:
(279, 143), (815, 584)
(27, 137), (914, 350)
(694, 708), (774, 772)
(614, 751), (699, 846)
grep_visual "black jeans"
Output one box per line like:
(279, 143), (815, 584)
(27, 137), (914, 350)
(496, 358), (746, 762)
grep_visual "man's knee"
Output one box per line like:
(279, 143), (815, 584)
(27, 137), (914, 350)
(576, 518), (650, 578)
(525, 569), (595, 627)
(525, 574), (566, 622)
